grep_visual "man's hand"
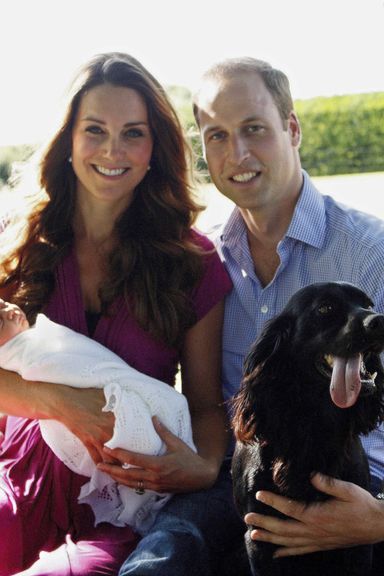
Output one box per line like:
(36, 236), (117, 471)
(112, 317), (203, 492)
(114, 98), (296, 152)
(245, 473), (384, 557)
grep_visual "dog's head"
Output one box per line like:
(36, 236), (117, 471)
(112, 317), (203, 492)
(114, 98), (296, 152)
(232, 282), (384, 443)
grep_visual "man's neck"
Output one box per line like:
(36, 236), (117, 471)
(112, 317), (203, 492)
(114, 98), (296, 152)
(239, 180), (302, 287)
(240, 195), (297, 248)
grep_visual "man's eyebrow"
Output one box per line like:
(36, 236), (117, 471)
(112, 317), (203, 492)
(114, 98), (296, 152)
(202, 124), (224, 136)
(203, 116), (263, 135)
(241, 116), (262, 124)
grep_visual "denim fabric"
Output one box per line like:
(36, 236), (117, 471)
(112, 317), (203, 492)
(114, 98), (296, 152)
(370, 475), (383, 496)
(118, 460), (248, 576)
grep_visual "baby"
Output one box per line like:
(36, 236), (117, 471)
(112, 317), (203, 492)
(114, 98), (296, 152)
(0, 300), (196, 534)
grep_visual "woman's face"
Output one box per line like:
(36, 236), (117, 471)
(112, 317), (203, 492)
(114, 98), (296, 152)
(71, 83), (154, 212)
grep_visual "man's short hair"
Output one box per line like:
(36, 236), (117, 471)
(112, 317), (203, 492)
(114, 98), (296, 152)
(193, 57), (294, 126)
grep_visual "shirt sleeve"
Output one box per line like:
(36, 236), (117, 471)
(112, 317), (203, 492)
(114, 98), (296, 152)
(190, 230), (233, 323)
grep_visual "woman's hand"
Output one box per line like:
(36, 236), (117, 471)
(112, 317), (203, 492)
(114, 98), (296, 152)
(98, 300), (231, 495)
(245, 473), (384, 557)
(52, 386), (115, 464)
(97, 416), (218, 493)
(98, 302), (230, 495)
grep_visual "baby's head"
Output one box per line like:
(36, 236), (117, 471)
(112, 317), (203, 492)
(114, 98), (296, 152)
(0, 300), (30, 346)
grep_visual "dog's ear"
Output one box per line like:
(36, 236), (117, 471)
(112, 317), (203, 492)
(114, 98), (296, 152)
(244, 314), (294, 378)
(232, 314), (295, 443)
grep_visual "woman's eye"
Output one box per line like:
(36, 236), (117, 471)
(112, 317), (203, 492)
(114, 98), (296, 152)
(125, 128), (144, 138)
(85, 125), (104, 135)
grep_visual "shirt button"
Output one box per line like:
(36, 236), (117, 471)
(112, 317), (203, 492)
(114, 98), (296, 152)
(260, 305), (269, 314)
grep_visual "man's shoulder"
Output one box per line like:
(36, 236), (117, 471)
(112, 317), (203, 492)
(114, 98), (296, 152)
(324, 195), (384, 246)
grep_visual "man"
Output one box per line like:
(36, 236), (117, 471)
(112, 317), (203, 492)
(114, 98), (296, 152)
(193, 57), (384, 559)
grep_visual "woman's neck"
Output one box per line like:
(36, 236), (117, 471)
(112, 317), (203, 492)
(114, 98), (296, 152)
(73, 205), (117, 248)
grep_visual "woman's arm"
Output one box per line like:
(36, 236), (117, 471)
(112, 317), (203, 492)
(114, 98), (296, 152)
(245, 473), (384, 557)
(0, 367), (114, 462)
(98, 300), (229, 492)
(180, 298), (229, 475)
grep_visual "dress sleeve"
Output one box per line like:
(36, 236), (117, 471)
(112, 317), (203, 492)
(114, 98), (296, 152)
(190, 230), (233, 323)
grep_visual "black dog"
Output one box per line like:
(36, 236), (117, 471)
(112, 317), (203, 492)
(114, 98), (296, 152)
(231, 282), (384, 576)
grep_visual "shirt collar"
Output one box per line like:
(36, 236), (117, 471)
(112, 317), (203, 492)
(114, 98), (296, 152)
(220, 170), (326, 250)
(285, 170), (326, 248)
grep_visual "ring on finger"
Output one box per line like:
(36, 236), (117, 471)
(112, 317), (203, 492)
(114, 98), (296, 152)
(135, 479), (145, 495)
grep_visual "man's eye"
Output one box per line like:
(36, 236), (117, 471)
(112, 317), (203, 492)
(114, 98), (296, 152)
(209, 132), (225, 142)
(246, 125), (264, 134)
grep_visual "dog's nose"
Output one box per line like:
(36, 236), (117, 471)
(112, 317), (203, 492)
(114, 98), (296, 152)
(363, 313), (384, 335)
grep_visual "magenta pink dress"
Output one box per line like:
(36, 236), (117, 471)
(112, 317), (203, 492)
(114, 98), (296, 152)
(0, 231), (232, 576)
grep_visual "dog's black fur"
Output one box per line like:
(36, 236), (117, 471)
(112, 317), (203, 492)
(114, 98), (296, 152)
(231, 282), (384, 576)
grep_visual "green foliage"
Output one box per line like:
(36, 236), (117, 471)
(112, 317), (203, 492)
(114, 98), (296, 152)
(295, 92), (384, 175)
(168, 84), (384, 178)
(0, 144), (35, 187)
(166, 85), (208, 176)
(167, 85), (195, 130)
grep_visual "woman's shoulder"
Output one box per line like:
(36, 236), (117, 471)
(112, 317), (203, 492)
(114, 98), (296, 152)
(188, 228), (232, 322)
(188, 228), (215, 251)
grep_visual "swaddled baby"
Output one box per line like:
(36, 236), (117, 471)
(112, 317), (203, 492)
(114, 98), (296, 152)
(0, 299), (196, 534)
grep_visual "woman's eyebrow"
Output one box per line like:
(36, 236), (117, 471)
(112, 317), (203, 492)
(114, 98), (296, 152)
(80, 116), (149, 127)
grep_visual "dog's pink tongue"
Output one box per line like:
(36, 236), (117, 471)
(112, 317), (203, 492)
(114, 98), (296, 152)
(330, 355), (362, 408)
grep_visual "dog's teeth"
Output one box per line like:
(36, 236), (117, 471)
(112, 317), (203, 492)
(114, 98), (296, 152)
(361, 372), (377, 385)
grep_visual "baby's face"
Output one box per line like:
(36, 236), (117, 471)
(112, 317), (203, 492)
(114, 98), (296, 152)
(0, 300), (29, 346)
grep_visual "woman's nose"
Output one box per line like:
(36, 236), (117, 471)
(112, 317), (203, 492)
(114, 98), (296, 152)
(103, 136), (125, 159)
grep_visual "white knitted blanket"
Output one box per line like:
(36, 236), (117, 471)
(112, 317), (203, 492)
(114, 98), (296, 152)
(0, 314), (196, 534)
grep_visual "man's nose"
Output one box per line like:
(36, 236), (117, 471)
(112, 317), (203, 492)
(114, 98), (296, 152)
(227, 135), (250, 165)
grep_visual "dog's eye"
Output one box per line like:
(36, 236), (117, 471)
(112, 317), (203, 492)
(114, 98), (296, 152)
(317, 304), (333, 315)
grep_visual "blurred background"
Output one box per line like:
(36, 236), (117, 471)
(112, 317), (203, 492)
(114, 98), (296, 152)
(1, 0), (383, 228)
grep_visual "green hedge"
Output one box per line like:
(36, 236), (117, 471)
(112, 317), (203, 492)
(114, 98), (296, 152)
(1, 90), (383, 189)
(168, 85), (384, 178)
(295, 92), (384, 175)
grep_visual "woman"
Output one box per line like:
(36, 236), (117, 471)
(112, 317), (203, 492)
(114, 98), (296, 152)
(0, 53), (232, 575)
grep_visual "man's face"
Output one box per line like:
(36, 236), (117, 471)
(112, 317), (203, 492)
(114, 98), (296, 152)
(0, 301), (29, 346)
(196, 72), (301, 212)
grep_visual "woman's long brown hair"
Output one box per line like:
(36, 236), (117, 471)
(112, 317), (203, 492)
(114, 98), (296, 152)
(0, 52), (205, 346)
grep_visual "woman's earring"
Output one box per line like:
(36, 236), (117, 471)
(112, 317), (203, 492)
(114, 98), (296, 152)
(147, 165), (151, 171)
(68, 155), (72, 163)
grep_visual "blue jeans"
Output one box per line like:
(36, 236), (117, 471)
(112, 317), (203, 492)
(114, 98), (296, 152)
(118, 460), (247, 576)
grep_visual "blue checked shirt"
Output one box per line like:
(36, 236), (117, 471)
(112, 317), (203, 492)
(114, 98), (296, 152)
(215, 171), (384, 480)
